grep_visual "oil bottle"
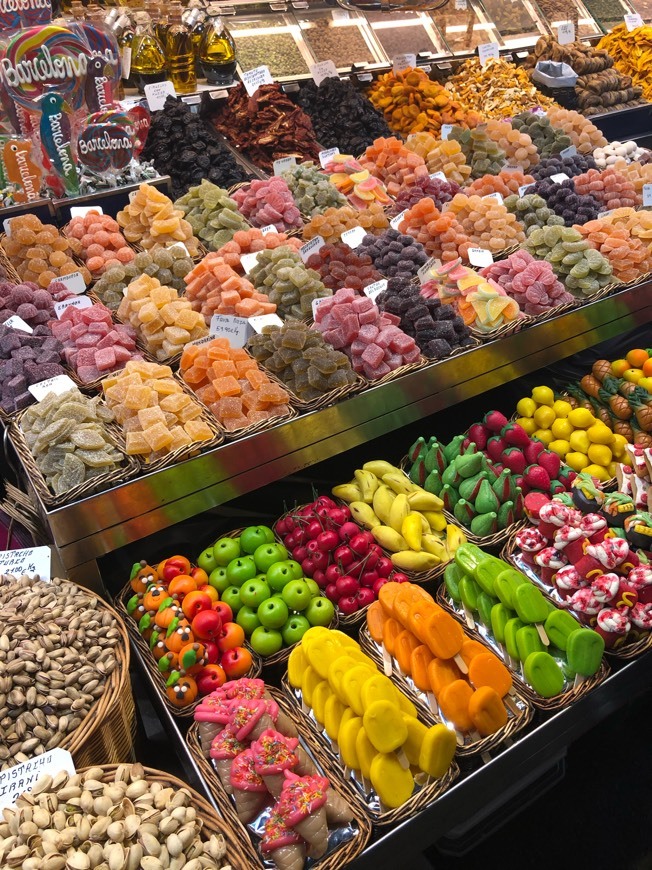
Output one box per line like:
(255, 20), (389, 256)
(199, 13), (237, 84)
(131, 0), (167, 92)
(165, 2), (196, 94)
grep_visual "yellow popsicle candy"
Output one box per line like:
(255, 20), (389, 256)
(327, 655), (361, 697)
(305, 633), (346, 679)
(397, 691), (418, 719)
(324, 694), (347, 742)
(402, 714), (428, 766)
(327, 629), (359, 649)
(302, 665), (322, 707)
(301, 626), (332, 658)
(363, 700), (408, 753)
(370, 753), (415, 808)
(361, 673), (399, 709)
(355, 729), (378, 780)
(339, 715), (363, 769)
(311, 680), (332, 725)
(418, 724), (457, 778)
(287, 644), (308, 689)
(341, 665), (373, 716)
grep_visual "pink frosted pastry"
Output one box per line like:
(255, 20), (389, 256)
(579, 513), (608, 545)
(261, 808), (307, 870)
(630, 601), (652, 631)
(515, 527), (547, 566)
(595, 607), (631, 649)
(554, 565), (585, 599)
(229, 748), (269, 823)
(227, 698), (279, 743)
(568, 588), (602, 625)
(590, 573), (620, 605)
(276, 772), (331, 859)
(538, 501), (577, 540)
(251, 730), (301, 797)
(225, 678), (267, 700)
(626, 566), (652, 605)
(534, 546), (568, 585)
(553, 525), (585, 563)
(210, 728), (246, 795)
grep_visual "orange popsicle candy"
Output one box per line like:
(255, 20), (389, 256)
(410, 645), (434, 693)
(427, 658), (462, 699)
(459, 639), (489, 670)
(367, 601), (387, 643)
(468, 653), (513, 698)
(394, 584), (432, 626)
(395, 629), (420, 675)
(407, 597), (438, 644)
(468, 686), (508, 735)
(424, 608), (465, 660)
(378, 582), (401, 618)
(438, 679), (474, 732)
(382, 617), (402, 657)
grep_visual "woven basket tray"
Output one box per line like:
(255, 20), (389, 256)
(501, 531), (652, 662)
(280, 676), (459, 826)
(74, 764), (257, 866)
(186, 688), (372, 870)
(9, 413), (140, 509)
(358, 625), (533, 758)
(115, 573), (263, 720)
(435, 584), (610, 711)
(359, 356), (428, 389)
(261, 369), (365, 413)
(469, 313), (535, 343)
(0, 243), (23, 283)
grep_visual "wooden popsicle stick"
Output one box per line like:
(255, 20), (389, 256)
(463, 605), (475, 629)
(427, 691), (438, 716)
(504, 695), (520, 716)
(301, 700), (309, 714)
(481, 750), (492, 764)
(382, 644), (392, 677)
(343, 765), (350, 780)
(455, 731), (464, 746)
(454, 653), (469, 674)
(573, 673), (586, 689)
(361, 775), (371, 794)
(471, 729), (483, 742)
(397, 749), (410, 770)
(536, 623), (550, 646)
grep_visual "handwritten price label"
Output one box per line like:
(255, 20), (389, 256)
(310, 60), (338, 86)
(0, 749), (75, 810)
(0, 546), (51, 582)
(144, 80), (176, 111)
(478, 42), (499, 66)
(241, 65), (274, 97)
(54, 295), (92, 318)
(557, 20), (575, 44)
(467, 247), (494, 267)
(28, 375), (77, 402)
(273, 156), (296, 176)
(299, 236), (325, 263)
(209, 314), (252, 347)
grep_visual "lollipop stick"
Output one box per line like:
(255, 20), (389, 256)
(454, 653), (468, 674)
(382, 645), (392, 677)
(536, 623), (550, 646)
(573, 673), (586, 689)
(463, 605), (475, 629)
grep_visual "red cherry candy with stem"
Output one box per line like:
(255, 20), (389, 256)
(338, 595), (359, 615)
(338, 522), (360, 542)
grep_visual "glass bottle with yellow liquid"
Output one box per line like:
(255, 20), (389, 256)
(165, 2), (196, 94)
(131, 1), (167, 93)
(199, 13), (237, 84)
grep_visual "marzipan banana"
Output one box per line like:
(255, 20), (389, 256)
(349, 501), (381, 529)
(372, 525), (408, 552)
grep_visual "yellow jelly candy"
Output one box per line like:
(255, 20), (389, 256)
(287, 645), (308, 689)
(402, 715), (428, 766)
(418, 724), (457, 778)
(356, 729), (378, 780)
(324, 694), (347, 742)
(363, 700), (408, 753)
(370, 752), (415, 808)
(311, 680), (332, 725)
(339, 715), (363, 770)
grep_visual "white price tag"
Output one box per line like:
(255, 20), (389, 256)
(0, 749), (75, 811)
(3, 218), (13, 237)
(3, 315), (32, 333)
(70, 206), (103, 218)
(393, 53), (416, 73)
(299, 235), (325, 263)
(273, 156), (296, 176)
(319, 147), (339, 168)
(248, 313), (283, 333)
(440, 124), (453, 140)
(550, 172), (570, 184)
(557, 20), (575, 44)
(625, 12), (643, 29)
(121, 46), (131, 80)
(468, 247), (494, 267)
(189, 335), (217, 347)
(598, 209), (614, 218)
(261, 225), (278, 235)
(478, 42), (500, 66)
(455, 0), (467, 8)
(56, 271), (87, 295)
(310, 60), (338, 86)
(483, 192), (504, 205)
(240, 252), (260, 274)
(209, 314), (252, 347)
(28, 374), (77, 402)
(560, 145), (577, 159)
(518, 183), (535, 196)
(390, 209), (408, 230)
(144, 80), (177, 111)
(0, 545), (51, 582)
(364, 279), (387, 301)
(502, 164), (520, 173)
(341, 225), (366, 248)
(418, 257), (440, 283)
(54, 295), (92, 318)
(430, 171), (447, 181)
(129, 190), (138, 202)
(643, 183), (652, 207)
(241, 65), (274, 97)
(311, 296), (331, 318)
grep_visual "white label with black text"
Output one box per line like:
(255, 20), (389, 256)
(643, 183), (652, 207)
(468, 247), (494, 267)
(478, 42), (499, 66)
(0, 749), (74, 810)
(625, 13), (643, 29)
(299, 235), (325, 263)
(319, 147), (339, 168)
(440, 124), (453, 140)
(248, 313), (284, 333)
(557, 20), (574, 44)
(364, 279), (387, 301)
(311, 60), (338, 86)
(483, 192), (504, 205)
(393, 53), (416, 73)
(241, 65), (274, 97)
(418, 257), (439, 283)
(261, 225), (278, 235)
(3, 315), (32, 333)
(144, 80), (176, 111)
(273, 156), (296, 176)
(0, 545), (51, 582)
(550, 173), (570, 184)
(430, 171), (447, 181)
(28, 375), (77, 402)
(311, 296), (331, 318)
(560, 145), (577, 159)
(518, 184), (535, 196)
(390, 210), (407, 230)
(209, 314), (252, 347)
(240, 252), (260, 274)
(341, 226), (366, 248)
(54, 295), (92, 318)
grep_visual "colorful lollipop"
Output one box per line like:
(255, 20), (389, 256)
(39, 92), (79, 195)
(84, 56), (113, 113)
(2, 137), (43, 201)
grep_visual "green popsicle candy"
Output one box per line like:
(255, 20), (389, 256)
(545, 610), (580, 651)
(476, 591), (496, 628)
(490, 603), (512, 643)
(524, 651), (565, 698)
(474, 555), (507, 596)
(459, 576), (481, 613)
(454, 542), (486, 576)
(494, 567), (527, 609)
(444, 561), (464, 603)
(504, 617), (525, 660)
(566, 628), (605, 677)
(514, 584), (550, 626)
(515, 625), (544, 661)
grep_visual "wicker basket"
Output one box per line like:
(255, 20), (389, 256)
(59, 593), (135, 768)
(75, 764), (256, 866)
(9, 415), (140, 509)
(0, 242), (22, 283)
(115, 573), (263, 720)
(435, 584), (610, 711)
(272, 373), (365, 413)
(359, 356), (429, 389)
(358, 625), (533, 758)
(281, 676), (459, 826)
(501, 531), (652, 662)
(186, 688), (372, 870)
(469, 314), (535, 343)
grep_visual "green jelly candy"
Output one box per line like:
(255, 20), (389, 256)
(477, 591), (497, 628)
(444, 561), (464, 603)
(544, 609), (580, 651)
(490, 603), (512, 642)
(459, 576), (481, 613)
(516, 625), (544, 661)
(504, 617), (525, 660)
(524, 651), (565, 698)
(566, 628), (604, 677)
